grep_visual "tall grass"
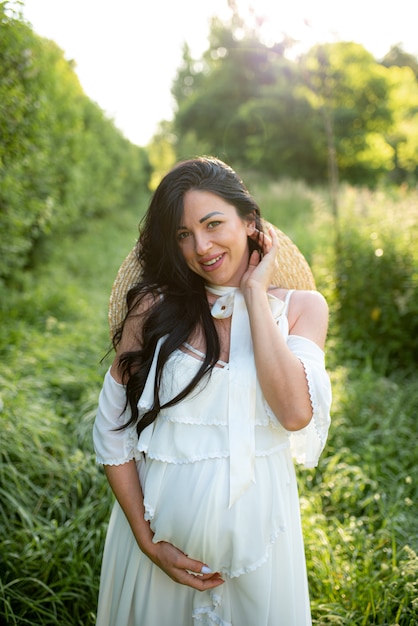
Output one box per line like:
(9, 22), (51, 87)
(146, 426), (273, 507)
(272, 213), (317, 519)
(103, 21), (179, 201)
(0, 196), (147, 625)
(1, 182), (417, 624)
(303, 366), (418, 625)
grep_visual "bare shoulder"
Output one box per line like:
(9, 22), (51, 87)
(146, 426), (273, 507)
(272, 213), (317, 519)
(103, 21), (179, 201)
(271, 288), (329, 349)
(290, 289), (328, 318)
(269, 286), (327, 308)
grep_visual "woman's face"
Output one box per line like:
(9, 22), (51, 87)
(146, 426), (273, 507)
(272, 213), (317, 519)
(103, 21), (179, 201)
(178, 189), (255, 287)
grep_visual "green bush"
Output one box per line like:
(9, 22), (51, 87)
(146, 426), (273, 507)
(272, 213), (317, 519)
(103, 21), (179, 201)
(330, 186), (418, 373)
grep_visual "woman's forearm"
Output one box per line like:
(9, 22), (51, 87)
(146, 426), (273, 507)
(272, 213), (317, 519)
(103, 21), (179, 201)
(104, 461), (155, 553)
(244, 287), (313, 430)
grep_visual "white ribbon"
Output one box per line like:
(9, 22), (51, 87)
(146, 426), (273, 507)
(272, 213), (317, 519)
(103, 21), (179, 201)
(207, 285), (257, 508)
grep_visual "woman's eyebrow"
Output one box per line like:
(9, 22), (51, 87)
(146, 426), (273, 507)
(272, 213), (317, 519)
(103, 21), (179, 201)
(199, 211), (224, 224)
(177, 211), (224, 230)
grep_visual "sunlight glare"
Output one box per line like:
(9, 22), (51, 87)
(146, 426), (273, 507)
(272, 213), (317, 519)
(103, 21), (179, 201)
(228, 0), (327, 51)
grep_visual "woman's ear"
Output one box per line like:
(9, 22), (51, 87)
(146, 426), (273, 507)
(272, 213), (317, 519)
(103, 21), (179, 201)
(246, 216), (256, 235)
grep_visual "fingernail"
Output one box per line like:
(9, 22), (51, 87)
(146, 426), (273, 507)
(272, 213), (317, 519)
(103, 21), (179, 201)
(201, 565), (212, 574)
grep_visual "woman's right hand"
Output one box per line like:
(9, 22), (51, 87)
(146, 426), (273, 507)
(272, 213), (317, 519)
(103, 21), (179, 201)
(147, 540), (224, 590)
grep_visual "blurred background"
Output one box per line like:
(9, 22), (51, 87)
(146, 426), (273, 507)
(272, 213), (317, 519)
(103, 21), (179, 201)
(1, 1), (417, 624)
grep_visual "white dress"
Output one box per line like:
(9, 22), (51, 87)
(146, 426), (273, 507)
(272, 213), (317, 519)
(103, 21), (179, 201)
(93, 289), (332, 626)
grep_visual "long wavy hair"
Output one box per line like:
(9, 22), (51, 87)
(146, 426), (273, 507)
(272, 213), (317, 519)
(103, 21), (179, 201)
(115, 156), (264, 436)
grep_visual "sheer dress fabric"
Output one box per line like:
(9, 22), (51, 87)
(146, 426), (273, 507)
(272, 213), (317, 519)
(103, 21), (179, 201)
(93, 290), (332, 626)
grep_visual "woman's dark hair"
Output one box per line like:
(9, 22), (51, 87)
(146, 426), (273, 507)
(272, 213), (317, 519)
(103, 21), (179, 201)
(115, 156), (264, 435)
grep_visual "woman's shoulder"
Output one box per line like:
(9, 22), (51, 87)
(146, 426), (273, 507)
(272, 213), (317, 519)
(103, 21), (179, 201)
(268, 286), (327, 307)
(268, 287), (329, 348)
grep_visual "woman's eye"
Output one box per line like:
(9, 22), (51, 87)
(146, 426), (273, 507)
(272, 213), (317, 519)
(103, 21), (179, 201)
(177, 231), (189, 241)
(208, 221), (221, 229)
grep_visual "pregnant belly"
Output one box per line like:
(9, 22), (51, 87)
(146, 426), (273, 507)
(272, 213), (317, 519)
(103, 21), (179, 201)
(141, 454), (289, 577)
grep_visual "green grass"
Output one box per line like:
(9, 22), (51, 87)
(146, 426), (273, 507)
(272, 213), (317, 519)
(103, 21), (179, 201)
(303, 366), (418, 625)
(0, 182), (417, 625)
(0, 195), (148, 625)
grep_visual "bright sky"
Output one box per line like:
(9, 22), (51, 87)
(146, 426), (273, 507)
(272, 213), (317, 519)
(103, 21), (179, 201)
(21, 0), (418, 146)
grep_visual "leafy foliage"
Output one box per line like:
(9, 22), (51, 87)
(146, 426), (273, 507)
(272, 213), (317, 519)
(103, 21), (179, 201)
(331, 186), (418, 373)
(164, 7), (418, 188)
(300, 43), (394, 185)
(0, 2), (150, 287)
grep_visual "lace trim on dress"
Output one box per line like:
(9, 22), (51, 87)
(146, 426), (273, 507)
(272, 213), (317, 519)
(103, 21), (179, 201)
(193, 603), (231, 626)
(264, 333), (331, 467)
(137, 415), (289, 463)
(138, 445), (289, 465)
(156, 409), (281, 428)
(192, 590), (229, 626)
(154, 519), (287, 581)
(95, 429), (141, 466)
(292, 357), (323, 443)
(142, 445), (291, 579)
(226, 523), (285, 578)
(140, 449), (230, 464)
(93, 368), (139, 466)
(144, 504), (286, 579)
(95, 453), (135, 466)
(193, 609), (230, 626)
(192, 527), (284, 626)
(160, 415), (228, 426)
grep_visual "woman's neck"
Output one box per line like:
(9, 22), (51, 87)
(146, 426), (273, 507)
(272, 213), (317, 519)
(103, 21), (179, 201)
(206, 284), (239, 296)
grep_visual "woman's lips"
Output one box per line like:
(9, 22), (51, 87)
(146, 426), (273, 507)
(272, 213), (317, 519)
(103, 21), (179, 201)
(200, 253), (224, 271)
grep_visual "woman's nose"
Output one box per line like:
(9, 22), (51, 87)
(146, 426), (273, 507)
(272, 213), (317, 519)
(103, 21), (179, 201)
(194, 232), (211, 255)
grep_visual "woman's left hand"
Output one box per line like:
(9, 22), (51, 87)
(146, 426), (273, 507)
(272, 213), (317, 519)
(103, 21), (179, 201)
(241, 226), (278, 293)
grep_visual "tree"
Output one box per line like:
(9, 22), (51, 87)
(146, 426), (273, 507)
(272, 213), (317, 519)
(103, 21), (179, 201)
(300, 42), (394, 186)
(168, 7), (418, 186)
(173, 18), (278, 159)
(382, 44), (418, 80)
(0, 2), (150, 284)
(384, 65), (418, 182)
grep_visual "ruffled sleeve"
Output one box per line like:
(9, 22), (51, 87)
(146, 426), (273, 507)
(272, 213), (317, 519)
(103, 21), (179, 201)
(285, 334), (332, 467)
(93, 368), (139, 465)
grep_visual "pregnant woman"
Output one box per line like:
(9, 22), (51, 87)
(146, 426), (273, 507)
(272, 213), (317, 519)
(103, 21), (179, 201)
(93, 156), (332, 625)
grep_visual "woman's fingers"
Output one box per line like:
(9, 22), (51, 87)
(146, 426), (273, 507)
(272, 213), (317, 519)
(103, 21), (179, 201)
(243, 226), (279, 291)
(182, 568), (225, 590)
(150, 541), (224, 590)
(182, 555), (224, 589)
(248, 249), (260, 267)
(252, 227), (278, 256)
(175, 565), (225, 590)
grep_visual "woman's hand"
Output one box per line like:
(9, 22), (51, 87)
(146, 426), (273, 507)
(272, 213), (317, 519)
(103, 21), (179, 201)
(147, 540), (224, 591)
(241, 226), (278, 294)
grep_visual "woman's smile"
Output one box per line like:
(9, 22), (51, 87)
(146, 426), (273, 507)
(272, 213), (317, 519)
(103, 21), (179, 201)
(200, 253), (225, 269)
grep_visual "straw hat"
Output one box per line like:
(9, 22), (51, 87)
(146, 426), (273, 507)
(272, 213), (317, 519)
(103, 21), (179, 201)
(108, 222), (316, 338)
